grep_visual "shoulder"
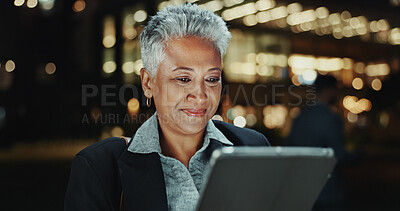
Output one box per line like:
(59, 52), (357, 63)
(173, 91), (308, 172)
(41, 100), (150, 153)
(212, 120), (270, 146)
(75, 137), (128, 164)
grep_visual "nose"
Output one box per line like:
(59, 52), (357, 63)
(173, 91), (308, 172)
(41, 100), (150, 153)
(187, 81), (207, 105)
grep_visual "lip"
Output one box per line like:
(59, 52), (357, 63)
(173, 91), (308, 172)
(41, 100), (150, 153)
(182, 109), (206, 117)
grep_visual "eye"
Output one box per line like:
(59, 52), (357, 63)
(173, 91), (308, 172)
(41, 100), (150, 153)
(175, 77), (191, 83)
(206, 77), (221, 84)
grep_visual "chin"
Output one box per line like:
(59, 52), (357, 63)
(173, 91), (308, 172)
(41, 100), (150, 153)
(175, 113), (210, 134)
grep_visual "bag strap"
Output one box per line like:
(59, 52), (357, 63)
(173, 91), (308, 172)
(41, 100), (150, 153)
(119, 136), (130, 211)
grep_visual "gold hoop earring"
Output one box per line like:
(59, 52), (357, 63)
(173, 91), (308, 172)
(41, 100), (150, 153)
(146, 98), (151, 107)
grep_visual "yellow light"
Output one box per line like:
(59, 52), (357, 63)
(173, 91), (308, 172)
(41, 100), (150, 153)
(287, 9), (316, 25)
(243, 15), (257, 26)
(340, 11), (352, 21)
(291, 75), (301, 86)
(158, 1), (170, 11)
(14, 0), (24, 7)
(286, 2), (302, 14)
(255, 0), (275, 11)
(40, 0), (55, 10)
(315, 57), (343, 71)
(276, 55), (288, 67)
(243, 62), (257, 75)
(377, 19), (389, 31)
(355, 26), (368, 35)
(256, 65), (273, 76)
(352, 77), (363, 90)
(103, 61), (117, 73)
(332, 28), (344, 39)
(369, 21), (379, 32)
(288, 54), (315, 69)
(212, 114), (224, 121)
(263, 105), (287, 129)
(371, 79), (382, 91)
(354, 62), (365, 74)
(378, 111), (389, 128)
(347, 112), (358, 123)
(103, 16), (116, 48)
(315, 7), (329, 19)
(122, 61), (135, 74)
(299, 22), (313, 31)
(127, 98), (140, 115)
(223, 0), (245, 8)
(276, 18), (287, 28)
(365, 63), (390, 76)
(246, 53), (257, 62)
(349, 17), (360, 29)
(5, 60), (16, 72)
(45, 62), (56, 75)
(358, 98), (372, 112)
(222, 2), (257, 21)
(242, 2), (257, 16)
(343, 26), (353, 37)
(72, 0), (85, 12)
(245, 114), (257, 126)
(328, 13), (341, 25)
(124, 27), (137, 40)
(389, 28), (400, 45)
(270, 6), (288, 20)
(103, 36), (116, 48)
(27, 0), (38, 8)
(124, 14), (135, 25)
(291, 68), (303, 75)
(111, 126), (124, 137)
(200, 0), (224, 12)
(343, 95), (372, 114)
(256, 11), (272, 23)
(134, 10), (147, 22)
(134, 59), (143, 75)
(233, 116), (246, 128)
(342, 58), (353, 69)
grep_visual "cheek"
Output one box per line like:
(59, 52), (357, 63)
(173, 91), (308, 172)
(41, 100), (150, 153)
(158, 84), (187, 106)
(208, 86), (222, 105)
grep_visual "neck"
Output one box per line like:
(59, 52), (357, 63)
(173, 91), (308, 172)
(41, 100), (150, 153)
(159, 126), (205, 167)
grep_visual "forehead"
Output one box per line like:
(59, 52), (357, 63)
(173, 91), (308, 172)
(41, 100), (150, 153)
(165, 36), (217, 52)
(161, 36), (221, 68)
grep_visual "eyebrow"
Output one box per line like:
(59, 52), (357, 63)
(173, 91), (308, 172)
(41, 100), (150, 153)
(172, 67), (222, 72)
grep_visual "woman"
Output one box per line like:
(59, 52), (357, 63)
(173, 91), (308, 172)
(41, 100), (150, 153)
(65, 4), (269, 211)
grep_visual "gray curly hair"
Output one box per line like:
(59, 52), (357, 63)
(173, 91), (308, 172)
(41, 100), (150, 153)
(139, 3), (232, 77)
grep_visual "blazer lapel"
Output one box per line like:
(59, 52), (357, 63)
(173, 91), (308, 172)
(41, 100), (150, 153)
(118, 150), (168, 211)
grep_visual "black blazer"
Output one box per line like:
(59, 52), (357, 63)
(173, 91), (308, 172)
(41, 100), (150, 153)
(64, 120), (270, 211)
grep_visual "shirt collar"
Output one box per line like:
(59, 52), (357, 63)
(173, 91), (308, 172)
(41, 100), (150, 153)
(128, 112), (233, 154)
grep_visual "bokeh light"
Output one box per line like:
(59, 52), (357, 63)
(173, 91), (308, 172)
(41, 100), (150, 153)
(233, 116), (246, 128)
(45, 62), (56, 75)
(127, 98), (140, 115)
(371, 78), (382, 91)
(14, 0), (24, 7)
(352, 77), (363, 90)
(73, 0), (86, 12)
(5, 60), (16, 72)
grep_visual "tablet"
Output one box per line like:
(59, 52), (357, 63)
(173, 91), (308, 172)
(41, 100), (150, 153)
(196, 147), (336, 211)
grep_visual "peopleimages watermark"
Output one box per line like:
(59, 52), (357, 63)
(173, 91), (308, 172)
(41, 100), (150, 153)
(80, 83), (316, 124)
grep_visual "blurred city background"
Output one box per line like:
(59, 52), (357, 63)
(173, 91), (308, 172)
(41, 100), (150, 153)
(0, 0), (399, 210)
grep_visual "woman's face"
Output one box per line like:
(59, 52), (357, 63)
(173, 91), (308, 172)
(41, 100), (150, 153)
(150, 36), (222, 137)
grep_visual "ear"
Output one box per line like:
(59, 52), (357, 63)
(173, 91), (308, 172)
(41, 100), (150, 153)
(140, 68), (154, 98)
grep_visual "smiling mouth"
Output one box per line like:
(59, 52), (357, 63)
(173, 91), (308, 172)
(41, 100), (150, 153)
(182, 109), (206, 117)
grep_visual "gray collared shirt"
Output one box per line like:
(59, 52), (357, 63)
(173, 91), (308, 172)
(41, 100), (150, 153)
(128, 112), (233, 211)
